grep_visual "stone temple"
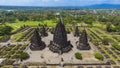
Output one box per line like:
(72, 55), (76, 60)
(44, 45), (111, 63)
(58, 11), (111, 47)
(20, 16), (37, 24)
(49, 17), (73, 54)
(30, 28), (46, 50)
(74, 26), (79, 37)
(41, 26), (48, 37)
(77, 29), (91, 50)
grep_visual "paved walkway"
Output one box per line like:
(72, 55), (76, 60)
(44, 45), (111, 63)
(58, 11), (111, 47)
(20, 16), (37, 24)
(23, 32), (99, 64)
(0, 42), (29, 47)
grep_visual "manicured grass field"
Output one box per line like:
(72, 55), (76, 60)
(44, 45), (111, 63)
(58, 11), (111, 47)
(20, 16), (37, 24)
(12, 33), (23, 41)
(6, 20), (56, 32)
(93, 22), (106, 29)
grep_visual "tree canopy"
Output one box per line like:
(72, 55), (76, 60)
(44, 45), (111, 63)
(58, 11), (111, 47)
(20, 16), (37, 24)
(94, 53), (104, 60)
(0, 25), (13, 36)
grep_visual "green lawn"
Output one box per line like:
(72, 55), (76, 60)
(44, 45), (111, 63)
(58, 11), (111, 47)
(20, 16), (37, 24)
(92, 27), (118, 42)
(12, 33), (23, 42)
(6, 20), (56, 32)
(93, 22), (106, 29)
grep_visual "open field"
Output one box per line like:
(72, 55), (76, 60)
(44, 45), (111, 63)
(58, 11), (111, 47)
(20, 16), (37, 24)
(6, 20), (56, 32)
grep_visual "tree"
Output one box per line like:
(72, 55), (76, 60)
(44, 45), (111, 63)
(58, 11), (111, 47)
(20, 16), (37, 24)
(93, 39), (100, 46)
(112, 42), (120, 51)
(19, 52), (29, 60)
(102, 37), (109, 45)
(84, 19), (93, 25)
(106, 22), (116, 32)
(99, 17), (108, 22)
(6, 16), (16, 23)
(75, 52), (82, 59)
(94, 53), (103, 60)
(0, 25), (13, 36)
(17, 15), (29, 21)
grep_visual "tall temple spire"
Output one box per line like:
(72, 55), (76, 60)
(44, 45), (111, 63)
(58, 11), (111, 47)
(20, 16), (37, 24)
(41, 25), (48, 37)
(57, 15), (63, 27)
(77, 29), (90, 50)
(74, 26), (79, 37)
(30, 28), (46, 50)
(49, 16), (73, 54)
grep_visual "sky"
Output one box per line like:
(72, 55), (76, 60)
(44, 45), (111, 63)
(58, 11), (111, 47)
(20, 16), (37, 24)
(0, 0), (120, 6)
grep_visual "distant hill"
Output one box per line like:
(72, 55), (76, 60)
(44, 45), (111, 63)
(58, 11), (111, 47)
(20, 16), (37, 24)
(0, 4), (120, 9)
(84, 4), (120, 8)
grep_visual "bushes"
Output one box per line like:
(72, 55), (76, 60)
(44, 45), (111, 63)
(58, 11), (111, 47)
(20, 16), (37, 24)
(0, 25), (13, 36)
(0, 35), (10, 42)
(94, 53), (103, 60)
(75, 52), (82, 59)
(0, 45), (28, 65)
(93, 39), (100, 46)
(19, 52), (29, 60)
(102, 37), (109, 45)
(13, 33), (22, 40)
(112, 42), (120, 51)
(106, 22), (116, 32)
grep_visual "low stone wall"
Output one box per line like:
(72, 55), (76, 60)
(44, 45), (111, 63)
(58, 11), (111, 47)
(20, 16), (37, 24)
(23, 61), (110, 67)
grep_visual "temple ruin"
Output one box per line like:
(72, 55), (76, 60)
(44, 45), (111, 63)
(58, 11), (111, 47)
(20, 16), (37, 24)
(49, 17), (73, 54)
(30, 28), (46, 50)
(77, 29), (91, 50)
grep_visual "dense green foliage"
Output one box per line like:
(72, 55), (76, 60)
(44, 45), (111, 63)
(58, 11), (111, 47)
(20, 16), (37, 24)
(75, 52), (82, 59)
(0, 35), (9, 40)
(0, 9), (120, 32)
(0, 25), (13, 36)
(106, 22), (116, 32)
(94, 53), (103, 60)
(19, 52), (29, 60)
(112, 42), (120, 51)
(102, 37), (109, 45)
(0, 11), (57, 23)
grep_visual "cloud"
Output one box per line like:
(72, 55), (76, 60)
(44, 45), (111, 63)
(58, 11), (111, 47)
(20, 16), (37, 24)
(0, 0), (120, 6)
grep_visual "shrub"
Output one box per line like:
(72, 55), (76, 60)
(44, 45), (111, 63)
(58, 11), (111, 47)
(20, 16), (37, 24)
(75, 52), (82, 59)
(106, 22), (116, 32)
(94, 53), (103, 60)
(0, 25), (13, 36)
(102, 37), (109, 45)
(112, 42), (120, 51)
(93, 39), (100, 46)
(19, 52), (29, 60)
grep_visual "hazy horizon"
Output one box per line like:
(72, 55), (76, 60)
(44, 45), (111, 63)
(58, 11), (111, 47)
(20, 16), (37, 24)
(0, 0), (120, 7)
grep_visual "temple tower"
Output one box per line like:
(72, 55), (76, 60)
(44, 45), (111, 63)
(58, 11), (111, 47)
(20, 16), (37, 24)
(74, 26), (79, 37)
(49, 17), (73, 54)
(41, 26), (48, 37)
(77, 29), (90, 50)
(30, 28), (46, 50)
